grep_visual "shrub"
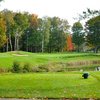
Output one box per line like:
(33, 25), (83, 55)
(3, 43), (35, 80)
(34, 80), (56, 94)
(23, 63), (32, 73)
(12, 61), (33, 73)
(12, 61), (21, 73)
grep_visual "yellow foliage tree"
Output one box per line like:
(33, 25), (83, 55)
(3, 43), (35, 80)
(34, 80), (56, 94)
(0, 13), (7, 47)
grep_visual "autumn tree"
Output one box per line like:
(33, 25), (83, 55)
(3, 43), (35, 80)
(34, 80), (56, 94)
(66, 34), (74, 51)
(72, 22), (85, 52)
(2, 9), (15, 51)
(0, 12), (7, 48)
(0, 9), (71, 53)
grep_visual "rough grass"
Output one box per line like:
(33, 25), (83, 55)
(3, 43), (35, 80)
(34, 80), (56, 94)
(0, 72), (100, 98)
(0, 51), (100, 70)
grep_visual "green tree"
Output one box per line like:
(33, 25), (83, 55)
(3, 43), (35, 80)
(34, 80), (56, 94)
(72, 22), (85, 52)
(85, 15), (100, 53)
(48, 17), (69, 52)
(14, 12), (29, 51)
(26, 14), (40, 52)
(79, 8), (100, 20)
(38, 17), (51, 52)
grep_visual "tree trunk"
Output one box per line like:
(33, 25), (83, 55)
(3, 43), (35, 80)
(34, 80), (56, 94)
(14, 32), (19, 51)
(3, 46), (5, 52)
(77, 45), (79, 52)
(14, 33), (17, 51)
(94, 47), (98, 53)
(16, 37), (19, 51)
(9, 34), (13, 51)
(26, 34), (28, 52)
(6, 39), (8, 52)
(42, 35), (45, 53)
(42, 40), (44, 53)
(94, 46), (100, 53)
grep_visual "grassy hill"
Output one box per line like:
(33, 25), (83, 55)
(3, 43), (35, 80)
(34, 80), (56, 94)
(0, 51), (100, 71)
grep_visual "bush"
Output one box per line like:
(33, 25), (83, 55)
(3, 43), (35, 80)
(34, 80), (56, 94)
(12, 61), (21, 73)
(12, 61), (32, 73)
(23, 63), (32, 73)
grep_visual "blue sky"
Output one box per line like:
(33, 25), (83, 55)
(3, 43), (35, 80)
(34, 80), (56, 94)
(0, 0), (100, 25)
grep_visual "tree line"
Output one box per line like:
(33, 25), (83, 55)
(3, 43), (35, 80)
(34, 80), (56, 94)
(0, 9), (70, 52)
(0, 8), (100, 53)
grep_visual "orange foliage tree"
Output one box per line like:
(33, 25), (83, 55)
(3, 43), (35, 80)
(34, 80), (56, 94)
(64, 34), (74, 51)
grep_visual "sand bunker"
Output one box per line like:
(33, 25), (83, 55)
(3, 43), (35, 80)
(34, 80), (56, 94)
(12, 54), (28, 56)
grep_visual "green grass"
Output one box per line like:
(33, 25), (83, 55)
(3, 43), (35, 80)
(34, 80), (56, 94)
(0, 51), (100, 98)
(0, 51), (100, 69)
(0, 72), (100, 98)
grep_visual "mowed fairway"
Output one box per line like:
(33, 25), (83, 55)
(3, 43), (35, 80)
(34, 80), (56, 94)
(0, 72), (100, 98)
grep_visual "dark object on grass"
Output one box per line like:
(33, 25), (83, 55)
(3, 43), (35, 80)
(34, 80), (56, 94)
(82, 72), (89, 79)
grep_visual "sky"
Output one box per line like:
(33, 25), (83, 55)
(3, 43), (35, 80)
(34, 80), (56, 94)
(0, 0), (100, 25)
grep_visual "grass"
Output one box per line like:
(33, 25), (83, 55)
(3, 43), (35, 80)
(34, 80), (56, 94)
(0, 72), (100, 98)
(0, 51), (100, 98)
(0, 51), (100, 69)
